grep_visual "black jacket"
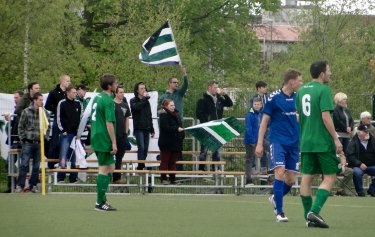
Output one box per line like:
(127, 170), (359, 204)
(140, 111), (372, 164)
(347, 134), (375, 167)
(196, 92), (233, 123)
(333, 105), (354, 133)
(56, 98), (81, 135)
(45, 84), (66, 115)
(158, 109), (185, 151)
(130, 96), (154, 133)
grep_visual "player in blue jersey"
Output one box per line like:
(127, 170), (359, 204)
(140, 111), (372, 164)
(256, 69), (302, 222)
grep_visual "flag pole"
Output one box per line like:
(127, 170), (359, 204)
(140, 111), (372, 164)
(167, 20), (182, 67)
(39, 109), (46, 195)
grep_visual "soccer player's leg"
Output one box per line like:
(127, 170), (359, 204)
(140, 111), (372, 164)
(300, 153), (319, 223)
(283, 146), (299, 195)
(269, 143), (288, 222)
(95, 152), (116, 211)
(308, 151), (338, 228)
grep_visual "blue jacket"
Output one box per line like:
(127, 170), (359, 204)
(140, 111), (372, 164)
(244, 108), (263, 145)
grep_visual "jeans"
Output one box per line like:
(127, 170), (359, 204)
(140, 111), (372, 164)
(245, 144), (268, 182)
(18, 143), (40, 189)
(47, 121), (60, 168)
(198, 145), (220, 171)
(113, 136), (127, 182)
(352, 166), (375, 194)
(134, 129), (150, 170)
(57, 133), (77, 182)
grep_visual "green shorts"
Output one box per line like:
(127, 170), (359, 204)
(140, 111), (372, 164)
(95, 151), (115, 166)
(300, 151), (340, 175)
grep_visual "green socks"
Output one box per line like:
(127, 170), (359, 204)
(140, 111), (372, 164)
(311, 189), (330, 215)
(96, 174), (110, 204)
(301, 189), (330, 220)
(300, 195), (312, 220)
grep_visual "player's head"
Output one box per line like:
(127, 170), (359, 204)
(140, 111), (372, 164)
(310, 60), (331, 82)
(252, 97), (262, 111)
(284, 68), (302, 92)
(100, 74), (118, 92)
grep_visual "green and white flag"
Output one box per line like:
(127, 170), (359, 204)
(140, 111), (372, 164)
(139, 21), (180, 65)
(185, 117), (244, 152)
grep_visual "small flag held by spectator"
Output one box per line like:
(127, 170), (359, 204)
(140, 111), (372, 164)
(139, 21), (181, 65)
(185, 117), (244, 152)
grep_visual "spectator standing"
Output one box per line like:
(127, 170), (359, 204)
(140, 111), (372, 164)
(256, 69), (302, 222)
(3, 90), (24, 193)
(130, 82), (155, 170)
(347, 124), (375, 197)
(75, 84), (89, 111)
(15, 82), (40, 119)
(333, 92), (354, 154)
(158, 99), (185, 184)
(158, 66), (188, 121)
(158, 67), (188, 171)
(249, 81), (268, 109)
(113, 86), (131, 184)
(353, 111), (375, 137)
(16, 93), (50, 193)
(244, 97), (266, 185)
(91, 74), (118, 211)
(45, 75), (71, 168)
(56, 86), (81, 183)
(196, 80), (233, 171)
(296, 60), (343, 228)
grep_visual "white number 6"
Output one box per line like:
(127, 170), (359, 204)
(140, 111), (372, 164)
(302, 94), (311, 116)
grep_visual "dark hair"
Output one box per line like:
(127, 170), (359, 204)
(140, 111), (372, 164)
(310, 60), (328, 79)
(255, 81), (267, 89)
(99, 74), (117, 90)
(65, 85), (75, 92)
(76, 84), (87, 91)
(133, 82), (146, 97)
(116, 85), (124, 94)
(27, 82), (39, 92)
(284, 69), (301, 84)
(32, 92), (43, 100)
(207, 80), (218, 87)
(15, 90), (24, 97)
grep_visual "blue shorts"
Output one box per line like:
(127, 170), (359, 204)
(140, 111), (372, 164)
(269, 143), (299, 172)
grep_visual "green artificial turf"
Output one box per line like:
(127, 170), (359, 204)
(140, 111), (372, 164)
(0, 194), (374, 237)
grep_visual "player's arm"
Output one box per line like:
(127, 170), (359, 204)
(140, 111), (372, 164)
(322, 110), (342, 154)
(106, 121), (117, 154)
(255, 114), (270, 157)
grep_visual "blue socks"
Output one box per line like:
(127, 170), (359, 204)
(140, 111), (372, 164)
(273, 179), (284, 214)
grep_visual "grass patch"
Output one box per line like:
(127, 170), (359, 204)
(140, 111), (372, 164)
(0, 194), (374, 237)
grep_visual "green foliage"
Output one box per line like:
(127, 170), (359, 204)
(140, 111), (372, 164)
(0, 0), (280, 94)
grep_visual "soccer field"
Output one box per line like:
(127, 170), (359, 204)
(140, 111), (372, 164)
(0, 194), (374, 237)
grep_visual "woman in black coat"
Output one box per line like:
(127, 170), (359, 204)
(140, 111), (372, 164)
(333, 92), (354, 154)
(158, 99), (185, 184)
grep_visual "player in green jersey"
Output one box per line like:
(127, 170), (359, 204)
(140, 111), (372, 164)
(296, 60), (343, 228)
(91, 74), (118, 211)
